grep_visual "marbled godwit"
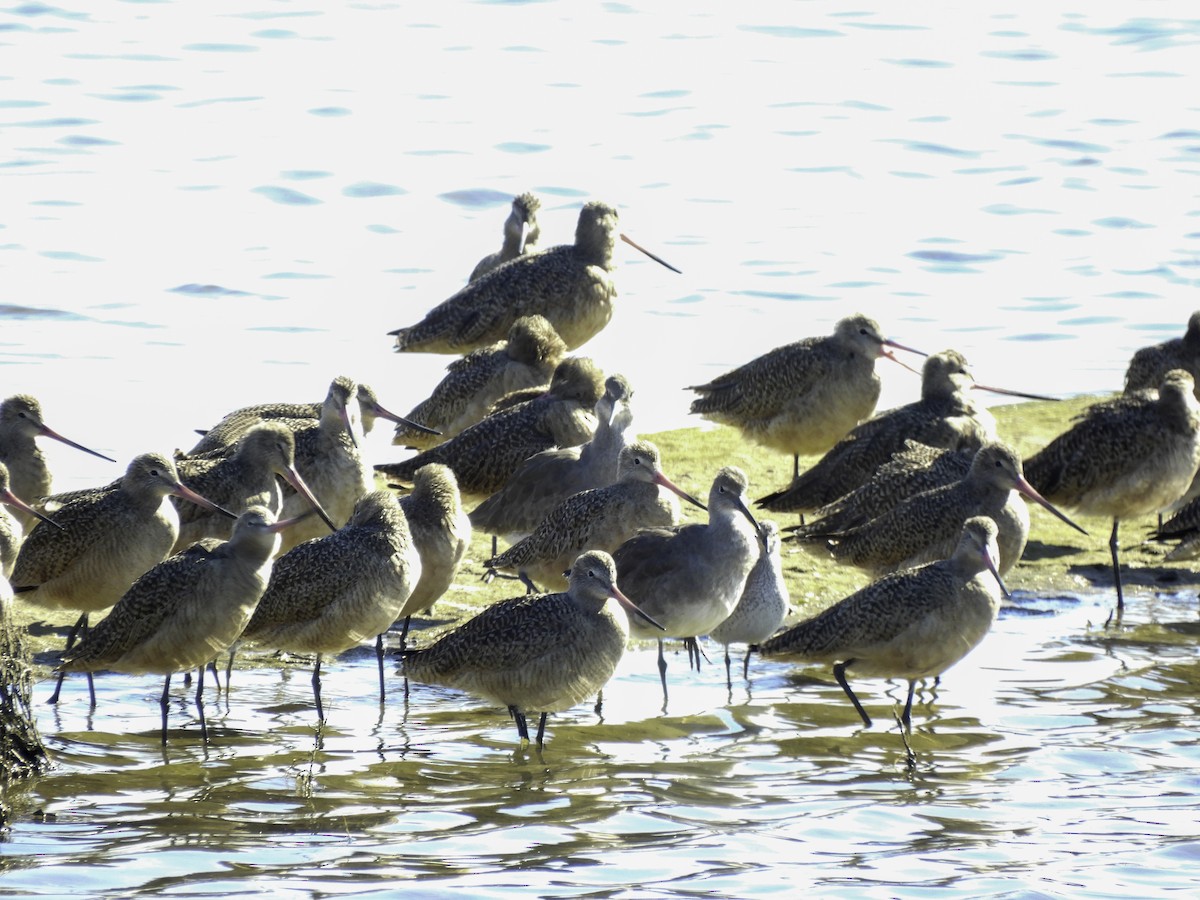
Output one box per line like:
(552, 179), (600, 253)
(238, 490), (420, 722)
(469, 192), (542, 282)
(613, 466), (763, 705)
(710, 520), (791, 685)
(395, 463), (471, 629)
(214, 376), (376, 555)
(1124, 310), (1200, 397)
(376, 357), (603, 501)
(470, 373), (636, 547)
(1024, 369), (1200, 614)
(1, 462), (60, 578)
(759, 516), (1006, 730)
(1151, 493), (1200, 561)
(484, 439), (706, 593)
(189, 380), (432, 456)
(58, 506), (294, 743)
(686, 315), (925, 480)
(787, 442), (973, 538)
(401, 550), (660, 748)
(0, 394), (114, 531)
(172, 423), (336, 553)
(389, 200), (680, 354)
(393, 315), (568, 452)
(793, 443), (1086, 577)
(757, 349), (999, 514)
(11, 452), (235, 704)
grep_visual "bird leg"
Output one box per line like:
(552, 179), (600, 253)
(723, 645), (733, 690)
(1110, 517), (1125, 615)
(225, 644), (237, 691)
(518, 572), (540, 595)
(656, 638), (669, 708)
(593, 690), (604, 718)
(900, 681), (916, 732)
(508, 704), (530, 744)
(683, 636), (710, 670)
(742, 647), (754, 682)
(194, 665), (209, 744)
(833, 660), (872, 727)
(375, 633), (386, 707)
(160, 674), (171, 745)
(46, 612), (88, 705)
(312, 654), (325, 724)
(535, 712), (548, 749)
(399, 615), (412, 699)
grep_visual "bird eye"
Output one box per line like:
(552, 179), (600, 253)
(859, 328), (868, 336)
(587, 568), (596, 578)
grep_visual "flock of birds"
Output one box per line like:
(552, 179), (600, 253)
(3, 190), (1200, 750)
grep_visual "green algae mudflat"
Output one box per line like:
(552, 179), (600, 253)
(11, 393), (1191, 678)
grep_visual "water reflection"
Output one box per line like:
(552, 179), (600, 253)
(2, 587), (1196, 895)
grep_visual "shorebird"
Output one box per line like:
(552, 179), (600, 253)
(1151, 493), (1200, 561)
(1025, 369), (1200, 614)
(401, 550), (661, 748)
(57, 506), (294, 743)
(1124, 310), (1200, 398)
(710, 520), (791, 685)
(613, 466), (763, 705)
(393, 315), (568, 452)
(484, 439), (707, 593)
(793, 442), (1086, 577)
(376, 357), (603, 501)
(759, 516), (1006, 730)
(189, 380), (432, 456)
(238, 490), (420, 722)
(1, 461), (60, 578)
(470, 373), (636, 547)
(757, 348), (1020, 514)
(788, 442), (974, 538)
(395, 463), (472, 635)
(200, 376), (375, 555)
(686, 315), (925, 480)
(172, 423), (336, 553)
(469, 192), (542, 282)
(389, 200), (680, 354)
(0, 394), (114, 531)
(11, 451), (236, 704)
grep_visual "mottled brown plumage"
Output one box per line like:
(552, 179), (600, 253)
(172, 423), (335, 553)
(1, 461), (58, 579)
(188, 379), (414, 456)
(484, 440), (704, 592)
(1025, 369), (1200, 612)
(241, 490), (420, 719)
(402, 550), (649, 747)
(760, 516), (1005, 729)
(796, 443), (1085, 577)
(393, 315), (567, 451)
(757, 349), (995, 514)
(470, 373), (636, 542)
(1124, 310), (1200, 399)
(59, 506), (291, 741)
(389, 201), (676, 353)
(787, 442), (974, 538)
(687, 315), (923, 479)
(469, 192), (542, 282)
(12, 452), (231, 616)
(0, 394), (113, 531)
(375, 357), (603, 500)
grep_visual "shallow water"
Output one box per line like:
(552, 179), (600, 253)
(4, 586), (1200, 897)
(3, 1), (1200, 896)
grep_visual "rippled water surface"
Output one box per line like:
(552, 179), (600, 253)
(5, 589), (1200, 897)
(3, 1), (1200, 896)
